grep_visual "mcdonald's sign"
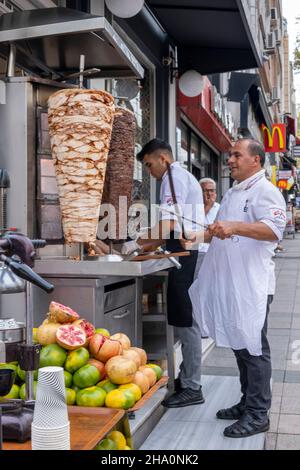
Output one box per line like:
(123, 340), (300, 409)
(261, 124), (286, 152)
(277, 179), (288, 190)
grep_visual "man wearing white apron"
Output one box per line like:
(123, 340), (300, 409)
(122, 139), (205, 408)
(189, 138), (286, 438)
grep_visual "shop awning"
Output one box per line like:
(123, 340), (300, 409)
(0, 7), (144, 79)
(147, 0), (262, 74)
(226, 72), (259, 102)
(286, 116), (296, 136)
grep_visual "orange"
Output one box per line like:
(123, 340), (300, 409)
(119, 383), (142, 402)
(107, 431), (126, 450)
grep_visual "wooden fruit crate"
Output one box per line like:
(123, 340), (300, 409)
(3, 407), (126, 450)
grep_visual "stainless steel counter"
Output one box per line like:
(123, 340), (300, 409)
(34, 258), (173, 278)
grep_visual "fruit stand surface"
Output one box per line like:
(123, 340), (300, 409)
(3, 406), (125, 450)
(129, 376), (168, 411)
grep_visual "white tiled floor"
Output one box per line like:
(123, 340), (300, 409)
(141, 376), (266, 450)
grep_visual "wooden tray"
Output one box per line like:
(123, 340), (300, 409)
(132, 252), (190, 261)
(128, 376), (169, 411)
(3, 407), (125, 451)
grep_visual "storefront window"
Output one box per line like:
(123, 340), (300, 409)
(176, 124), (189, 170)
(191, 135), (201, 180)
(176, 120), (220, 184)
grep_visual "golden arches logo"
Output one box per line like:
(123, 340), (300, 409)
(261, 124), (286, 151)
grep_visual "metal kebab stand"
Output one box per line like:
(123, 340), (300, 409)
(0, 8), (176, 354)
(0, 232), (54, 403)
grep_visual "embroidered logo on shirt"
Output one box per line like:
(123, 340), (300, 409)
(270, 208), (286, 221)
(166, 197), (174, 206)
(243, 200), (249, 212)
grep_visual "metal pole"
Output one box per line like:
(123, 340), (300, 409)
(7, 44), (16, 78)
(0, 407), (2, 450)
(25, 282), (34, 401)
(79, 54), (85, 89)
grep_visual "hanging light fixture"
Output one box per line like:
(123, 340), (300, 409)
(178, 70), (204, 98)
(105, 0), (144, 18)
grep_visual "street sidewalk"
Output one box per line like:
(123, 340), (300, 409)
(202, 232), (300, 450)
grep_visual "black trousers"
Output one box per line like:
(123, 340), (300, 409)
(233, 295), (273, 419)
(166, 236), (198, 327)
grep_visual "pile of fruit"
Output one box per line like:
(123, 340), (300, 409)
(94, 430), (131, 451)
(1, 301), (163, 410)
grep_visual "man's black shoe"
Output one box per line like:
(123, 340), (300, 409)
(223, 413), (269, 438)
(216, 402), (245, 420)
(174, 378), (203, 392)
(162, 387), (205, 408)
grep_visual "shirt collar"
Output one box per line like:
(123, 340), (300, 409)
(162, 161), (181, 180)
(232, 169), (266, 191)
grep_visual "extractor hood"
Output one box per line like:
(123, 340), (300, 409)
(0, 7), (144, 79)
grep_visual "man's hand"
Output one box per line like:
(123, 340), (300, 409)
(179, 234), (197, 250)
(208, 221), (237, 240)
(121, 240), (142, 255)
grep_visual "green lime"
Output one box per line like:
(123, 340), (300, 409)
(76, 386), (106, 407)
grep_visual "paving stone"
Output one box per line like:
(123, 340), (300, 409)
(201, 367), (239, 377)
(270, 395), (282, 413)
(272, 370), (285, 382)
(278, 414), (300, 434)
(284, 371), (300, 383)
(276, 434), (300, 450)
(272, 382), (284, 395)
(280, 395), (300, 414)
(282, 383), (300, 396)
(272, 358), (287, 370)
(268, 318), (292, 329)
(268, 329), (291, 336)
(269, 413), (279, 433)
(265, 433), (277, 450)
(292, 319), (300, 329)
(285, 360), (300, 371)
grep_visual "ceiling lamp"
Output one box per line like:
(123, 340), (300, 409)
(105, 0), (144, 18)
(179, 70), (204, 98)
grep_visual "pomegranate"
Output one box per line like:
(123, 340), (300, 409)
(36, 321), (61, 346)
(88, 359), (106, 380)
(130, 347), (147, 366)
(56, 324), (86, 350)
(106, 356), (137, 385)
(72, 319), (95, 346)
(110, 333), (131, 350)
(48, 301), (80, 324)
(89, 334), (122, 363)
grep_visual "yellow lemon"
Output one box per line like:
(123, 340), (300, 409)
(4, 384), (20, 399)
(32, 328), (38, 343)
(119, 383), (142, 402)
(107, 431), (126, 450)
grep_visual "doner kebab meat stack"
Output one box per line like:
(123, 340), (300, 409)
(48, 89), (115, 243)
(101, 106), (136, 240)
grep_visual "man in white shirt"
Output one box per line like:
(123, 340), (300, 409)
(189, 138), (286, 438)
(194, 178), (220, 280)
(122, 139), (205, 408)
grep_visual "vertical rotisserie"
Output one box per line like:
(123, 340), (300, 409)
(48, 89), (115, 243)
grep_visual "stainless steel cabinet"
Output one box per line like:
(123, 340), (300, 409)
(103, 302), (135, 339)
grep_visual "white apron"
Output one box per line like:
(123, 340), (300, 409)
(189, 171), (286, 356)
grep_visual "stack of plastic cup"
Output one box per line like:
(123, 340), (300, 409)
(31, 366), (70, 450)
